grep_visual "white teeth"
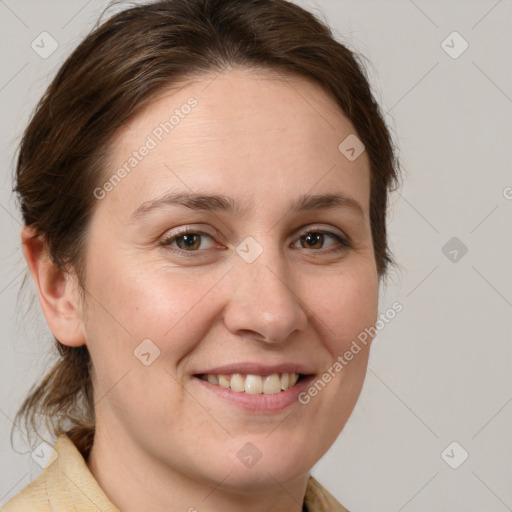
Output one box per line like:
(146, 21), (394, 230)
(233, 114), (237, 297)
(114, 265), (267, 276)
(263, 373), (281, 394)
(244, 374), (263, 394)
(218, 374), (230, 388)
(230, 373), (245, 392)
(202, 372), (301, 394)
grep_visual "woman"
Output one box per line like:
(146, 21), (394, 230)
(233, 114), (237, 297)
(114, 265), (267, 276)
(3, 0), (399, 510)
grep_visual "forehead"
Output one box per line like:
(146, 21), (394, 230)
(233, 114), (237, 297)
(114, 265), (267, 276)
(102, 68), (370, 218)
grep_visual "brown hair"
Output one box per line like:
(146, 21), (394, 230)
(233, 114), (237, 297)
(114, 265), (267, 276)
(13, 0), (400, 457)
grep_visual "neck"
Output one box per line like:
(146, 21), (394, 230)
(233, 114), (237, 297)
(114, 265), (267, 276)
(86, 422), (309, 512)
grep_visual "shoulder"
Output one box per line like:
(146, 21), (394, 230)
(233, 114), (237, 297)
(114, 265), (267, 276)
(1, 472), (52, 512)
(304, 476), (351, 512)
(1, 449), (57, 512)
(1, 435), (118, 512)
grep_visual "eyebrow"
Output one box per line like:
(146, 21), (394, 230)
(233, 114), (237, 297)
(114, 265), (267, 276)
(130, 191), (365, 221)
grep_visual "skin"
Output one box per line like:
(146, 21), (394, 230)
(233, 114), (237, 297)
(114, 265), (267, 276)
(23, 67), (379, 512)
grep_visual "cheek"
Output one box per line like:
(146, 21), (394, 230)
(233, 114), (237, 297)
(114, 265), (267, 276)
(311, 263), (379, 356)
(124, 265), (231, 341)
(82, 248), (230, 361)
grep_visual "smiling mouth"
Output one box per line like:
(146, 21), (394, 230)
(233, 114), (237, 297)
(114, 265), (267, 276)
(196, 372), (306, 394)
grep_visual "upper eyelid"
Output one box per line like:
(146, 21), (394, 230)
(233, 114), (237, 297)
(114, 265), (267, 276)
(162, 224), (345, 238)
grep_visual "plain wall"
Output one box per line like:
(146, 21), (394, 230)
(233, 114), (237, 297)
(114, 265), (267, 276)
(1, 1), (510, 510)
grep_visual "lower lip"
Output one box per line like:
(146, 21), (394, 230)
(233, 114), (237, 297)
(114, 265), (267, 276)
(193, 375), (315, 413)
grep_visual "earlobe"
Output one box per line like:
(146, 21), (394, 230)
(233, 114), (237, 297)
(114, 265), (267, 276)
(21, 226), (86, 348)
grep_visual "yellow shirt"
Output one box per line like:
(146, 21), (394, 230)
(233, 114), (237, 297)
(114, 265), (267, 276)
(1, 434), (349, 511)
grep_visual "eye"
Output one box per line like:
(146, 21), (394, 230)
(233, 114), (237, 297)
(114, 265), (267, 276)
(292, 229), (350, 252)
(160, 228), (217, 252)
(159, 226), (351, 256)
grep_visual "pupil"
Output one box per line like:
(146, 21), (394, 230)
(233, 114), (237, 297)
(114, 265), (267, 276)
(305, 233), (322, 248)
(181, 234), (198, 248)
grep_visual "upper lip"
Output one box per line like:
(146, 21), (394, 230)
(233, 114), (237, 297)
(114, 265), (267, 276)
(195, 362), (314, 376)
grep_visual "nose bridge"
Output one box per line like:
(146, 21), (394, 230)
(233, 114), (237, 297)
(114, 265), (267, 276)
(223, 238), (308, 343)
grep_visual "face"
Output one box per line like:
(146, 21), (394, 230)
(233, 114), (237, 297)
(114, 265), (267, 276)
(81, 68), (378, 491)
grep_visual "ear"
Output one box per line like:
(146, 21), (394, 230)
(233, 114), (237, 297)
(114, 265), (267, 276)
(21, 226), (86, 347)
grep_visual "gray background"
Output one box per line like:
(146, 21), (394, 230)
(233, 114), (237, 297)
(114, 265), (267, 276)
(1, 1), (511, 510)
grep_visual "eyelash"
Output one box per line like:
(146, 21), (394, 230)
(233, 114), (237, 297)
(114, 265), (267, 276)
(159, 226), (351, 256)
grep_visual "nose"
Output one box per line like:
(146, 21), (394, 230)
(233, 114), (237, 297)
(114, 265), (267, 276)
(223, 249), (309, 345)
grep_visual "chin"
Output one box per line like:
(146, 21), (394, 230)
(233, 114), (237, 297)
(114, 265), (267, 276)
(209, 458), (312, 495)
(209, 434), (319, 492)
